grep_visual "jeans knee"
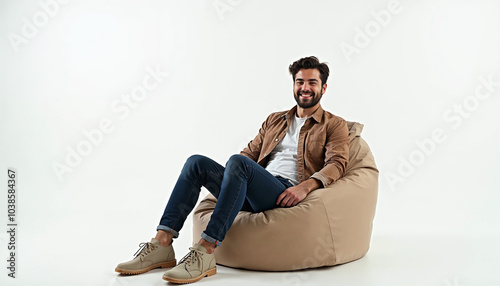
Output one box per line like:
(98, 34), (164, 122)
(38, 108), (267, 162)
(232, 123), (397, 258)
(183, 154), (208, 174)
(226, 154), (248, 174)
(185, 154), (204, 165)
(227, 154), (247, 164)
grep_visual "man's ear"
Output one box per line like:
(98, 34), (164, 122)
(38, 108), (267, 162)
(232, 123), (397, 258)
(322, 83), (327, 94)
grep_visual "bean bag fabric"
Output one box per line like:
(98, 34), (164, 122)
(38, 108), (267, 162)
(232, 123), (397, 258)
(192, 121), (378, 271)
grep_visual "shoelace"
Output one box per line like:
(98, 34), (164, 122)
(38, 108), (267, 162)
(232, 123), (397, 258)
(133, 242), (157, 259)
(178, 247), (202, 266)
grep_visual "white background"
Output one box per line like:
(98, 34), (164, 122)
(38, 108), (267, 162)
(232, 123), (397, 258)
(1, 0), (499, 285)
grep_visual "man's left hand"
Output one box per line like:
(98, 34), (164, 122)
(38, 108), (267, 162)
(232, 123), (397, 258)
(276, 178), (322, 207)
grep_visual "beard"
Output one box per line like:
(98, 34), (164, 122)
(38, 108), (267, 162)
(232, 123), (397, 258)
(294, 89), (322, 109)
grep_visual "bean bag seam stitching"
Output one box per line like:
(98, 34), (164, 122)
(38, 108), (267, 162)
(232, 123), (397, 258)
(318, 193), (337, 265)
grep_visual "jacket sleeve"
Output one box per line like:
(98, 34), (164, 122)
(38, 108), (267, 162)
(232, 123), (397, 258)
(240, 116), (269, 162)
(310, 119), (350, 187)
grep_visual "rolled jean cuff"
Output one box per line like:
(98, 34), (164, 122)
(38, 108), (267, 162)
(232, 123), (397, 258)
(156, 225), (180, 238)
(201, 231), (222, 247)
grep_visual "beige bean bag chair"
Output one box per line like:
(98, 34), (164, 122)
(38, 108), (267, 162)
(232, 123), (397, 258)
(193, 121), (378, 271)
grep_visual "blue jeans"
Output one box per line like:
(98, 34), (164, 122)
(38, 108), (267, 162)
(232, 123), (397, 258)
(157, 154), (293, 246)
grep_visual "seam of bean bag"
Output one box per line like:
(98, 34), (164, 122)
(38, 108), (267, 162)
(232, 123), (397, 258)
(317, 191), (337, 265)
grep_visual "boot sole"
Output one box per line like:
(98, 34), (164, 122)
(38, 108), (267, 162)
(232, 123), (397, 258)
(115, 260), (177, 275)
(162, 267), (217, 284)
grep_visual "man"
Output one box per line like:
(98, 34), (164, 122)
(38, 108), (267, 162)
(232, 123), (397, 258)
(115, 56), (349, 284)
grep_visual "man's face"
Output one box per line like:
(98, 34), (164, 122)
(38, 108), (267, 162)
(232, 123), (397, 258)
(293, 69), (327, 109)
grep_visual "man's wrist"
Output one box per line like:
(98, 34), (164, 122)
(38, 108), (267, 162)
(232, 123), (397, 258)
(304, 178), (322, 193)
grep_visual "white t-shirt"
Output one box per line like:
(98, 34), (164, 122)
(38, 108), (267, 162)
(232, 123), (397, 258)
(265, 113), (308, 185)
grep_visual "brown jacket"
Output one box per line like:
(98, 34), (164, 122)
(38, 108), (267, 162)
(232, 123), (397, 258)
(240, 105), (349, 187)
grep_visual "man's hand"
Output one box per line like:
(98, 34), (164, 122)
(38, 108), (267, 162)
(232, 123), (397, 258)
(276, 178), (322, 207)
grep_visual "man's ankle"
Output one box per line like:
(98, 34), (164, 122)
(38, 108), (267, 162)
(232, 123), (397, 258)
(159, 240), (172, 247)
(156, 230), (174, 247)
(198, 238), (216, 254)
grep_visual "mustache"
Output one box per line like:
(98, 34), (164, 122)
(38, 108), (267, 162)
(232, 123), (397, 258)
(298, 90), (313, 96)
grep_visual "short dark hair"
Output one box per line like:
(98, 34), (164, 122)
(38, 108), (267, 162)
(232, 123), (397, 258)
(288, 56), (330, 85)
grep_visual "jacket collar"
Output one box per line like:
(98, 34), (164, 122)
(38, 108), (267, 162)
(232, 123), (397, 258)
(284, 105), (324, 123)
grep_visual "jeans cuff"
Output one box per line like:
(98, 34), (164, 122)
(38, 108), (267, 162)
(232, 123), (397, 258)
(201, 231), (222, 247)
(156, 225), (180, 238)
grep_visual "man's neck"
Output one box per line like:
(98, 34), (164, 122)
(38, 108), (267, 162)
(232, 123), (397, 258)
(296, 104), (320, 118)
